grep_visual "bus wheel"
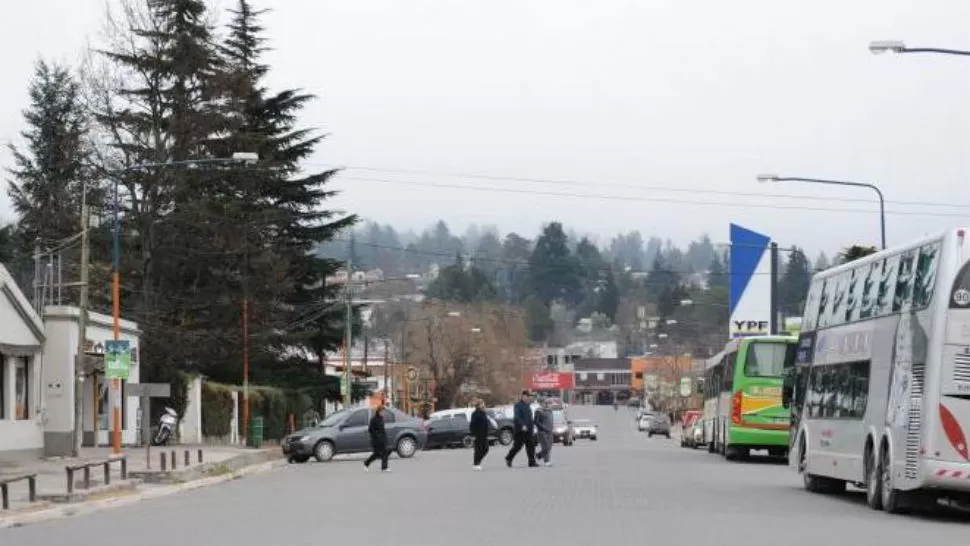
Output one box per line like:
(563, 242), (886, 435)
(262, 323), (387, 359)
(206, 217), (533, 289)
(725, 446), (741, 461)
(865, 446), (883, 510)
(880, 445), (909, 514)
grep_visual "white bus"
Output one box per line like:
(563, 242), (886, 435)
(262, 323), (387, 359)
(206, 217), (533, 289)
(789, 228), (970, 513)
(701, 349), (726, 451)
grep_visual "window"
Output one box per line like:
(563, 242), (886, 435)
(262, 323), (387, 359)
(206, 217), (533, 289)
(745, 342), (793, 378)
(817, 279), (833, 328)
(596, 373), (605, 381)
(343, 409), (369, 428)
(913, 243), (941, 309)
(845, 268), (863, 323)
(722, 353), (736, 392)
(318, 410), (349, 427)
(547, 355), (555, 366)
(802, 281), (823, 331)
(875, 255), (899, 316)
(15, 357), (29, 420)
(893, 250), (916, 313)
(805, 360), (870, 420)
(382, 410), (396, 424)
(829, 272), (850, 326)
(858, 262), (879, 320)
(579, 372), (588, 381)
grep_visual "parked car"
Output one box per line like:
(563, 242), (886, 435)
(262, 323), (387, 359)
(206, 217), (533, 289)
(551, 410), (574, 445)
(427, 407), (510, 446)
(644, 413), (671, 438)
(487, 410), (515, 446)
(637, 411), (654, 431)
(680, 411), (702, 448)
(282, 407), (426, 463)
(425, 413), (476, 449)
(684, 418), (705, 448)
(570, 418), (598, 441)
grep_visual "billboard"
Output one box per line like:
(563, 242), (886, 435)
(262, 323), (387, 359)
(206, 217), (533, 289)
(729, 223), (772, 338)
(530, 372), (575, 390)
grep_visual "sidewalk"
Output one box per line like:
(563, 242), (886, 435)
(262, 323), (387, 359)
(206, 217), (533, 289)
(0, 444), (283, 520)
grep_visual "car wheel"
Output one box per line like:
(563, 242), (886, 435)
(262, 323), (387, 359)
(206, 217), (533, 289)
(289, 455), (310, 464)
(313, 440), (335, 462)
(461, 435), (474, 449)
(499, 429), (514, 446)
(397, 435), (418, 458)
(590, 436), (597, 441)
(648, 432), (653, 438)
(665, 433), (671, 439)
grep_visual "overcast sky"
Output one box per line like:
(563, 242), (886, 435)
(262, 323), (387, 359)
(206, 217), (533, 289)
(2, 0), (969, 257)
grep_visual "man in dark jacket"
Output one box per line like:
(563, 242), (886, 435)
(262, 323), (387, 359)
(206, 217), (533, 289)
(469, 399), (491, 470)
(363, 405), (391, 472)
(505, 390), (538, 468)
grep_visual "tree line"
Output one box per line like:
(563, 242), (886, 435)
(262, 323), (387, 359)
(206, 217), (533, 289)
(1, 0), (355, 408)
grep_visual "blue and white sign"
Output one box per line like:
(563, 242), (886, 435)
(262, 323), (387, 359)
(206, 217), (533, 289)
(729, 223), (772, 338)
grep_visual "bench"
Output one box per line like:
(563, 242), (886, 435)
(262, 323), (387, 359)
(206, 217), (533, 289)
(0, 473), (37, 510)
(65, 456), (128, 494)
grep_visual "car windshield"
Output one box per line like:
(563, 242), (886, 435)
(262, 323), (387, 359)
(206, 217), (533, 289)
(573, 419), (591, 425)
(317, 410), (349, 428)
(552, 411), (567, 424)
(745, 342), (794, 377)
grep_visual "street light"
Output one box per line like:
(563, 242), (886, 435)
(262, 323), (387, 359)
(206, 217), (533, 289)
(869, 40), (970, 57)
(757, 174), (886, 249)
(107, 153), (258, 454)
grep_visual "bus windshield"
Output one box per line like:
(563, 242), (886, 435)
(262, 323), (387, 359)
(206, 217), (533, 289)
(744, 342), (794, 378)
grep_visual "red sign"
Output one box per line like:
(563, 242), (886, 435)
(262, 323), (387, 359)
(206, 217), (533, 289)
(530, 372), (574, 390)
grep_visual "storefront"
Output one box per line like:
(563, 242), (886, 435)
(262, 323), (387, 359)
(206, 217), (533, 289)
(0, 265), (46, 457)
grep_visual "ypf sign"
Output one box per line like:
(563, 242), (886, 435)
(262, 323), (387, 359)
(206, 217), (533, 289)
(729, 223), (773, 339)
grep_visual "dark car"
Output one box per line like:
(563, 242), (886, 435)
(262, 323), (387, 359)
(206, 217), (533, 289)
(281, 407), (427, 463)
(425, 413), (476, 449)
(487, 410), (515, 446)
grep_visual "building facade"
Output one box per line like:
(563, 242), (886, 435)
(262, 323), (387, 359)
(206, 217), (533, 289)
(573, 357), (631, 405)
(0, 265), (46, 456)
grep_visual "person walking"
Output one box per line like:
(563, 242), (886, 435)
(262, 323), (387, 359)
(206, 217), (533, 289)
(469, 399), (491, 470)
(363, 405), (391, 472)
(534, 398), (554, 467)
(505, 390), (538, 468)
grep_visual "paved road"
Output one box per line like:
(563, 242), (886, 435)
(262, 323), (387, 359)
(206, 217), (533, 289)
(3, 406), (968, 545)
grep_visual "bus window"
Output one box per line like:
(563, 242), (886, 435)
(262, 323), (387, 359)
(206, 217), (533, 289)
(722, 353), (735, 391)
(893, 250), (916, 312)
(858, 261), (879, 320)
(913, 243), (940, 309)
(744, 343), (793, 378)
(875, 255), (899, 316)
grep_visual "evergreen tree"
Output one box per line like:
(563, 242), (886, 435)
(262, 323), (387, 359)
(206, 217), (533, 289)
(707, 253), (728, 290)
(780, 247), (811, 317)
(425, 255), (497, 302)
(212, 0), (356, 380)
(6, 60), (91, 255)
(529, 222), (582, 306)
(838, 245), (878, 265)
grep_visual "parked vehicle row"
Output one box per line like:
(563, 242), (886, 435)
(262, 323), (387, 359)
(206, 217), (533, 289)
(282, 401), (595, 464)
(637, 410), (671, 438)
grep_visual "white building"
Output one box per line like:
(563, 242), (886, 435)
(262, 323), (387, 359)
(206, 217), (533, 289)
(0, 265), (46, 457)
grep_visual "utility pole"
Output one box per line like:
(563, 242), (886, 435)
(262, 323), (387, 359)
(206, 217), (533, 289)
(769, 242), (779, 335)
(343, 258), (353, 407)
(73, 205), (90, 457)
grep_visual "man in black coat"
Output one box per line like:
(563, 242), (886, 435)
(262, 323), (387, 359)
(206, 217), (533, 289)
(505, 390), (538, 468)
(469, 399), (491, 470)
(363, 405), (391, 472)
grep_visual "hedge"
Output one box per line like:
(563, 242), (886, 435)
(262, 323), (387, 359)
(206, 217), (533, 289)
(200, 380), (315, 441)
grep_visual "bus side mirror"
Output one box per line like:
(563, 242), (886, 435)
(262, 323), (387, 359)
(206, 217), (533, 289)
(782, 385), (793, 408)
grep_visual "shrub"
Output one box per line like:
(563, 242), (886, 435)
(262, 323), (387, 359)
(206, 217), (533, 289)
(201, 381), (235, 438)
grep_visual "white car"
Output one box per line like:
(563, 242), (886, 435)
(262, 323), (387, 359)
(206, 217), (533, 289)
(570, 419), (598, 441)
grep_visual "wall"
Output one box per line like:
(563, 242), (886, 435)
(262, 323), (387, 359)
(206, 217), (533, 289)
(43, 306), (141, 453)
(179, 375), (203, 444)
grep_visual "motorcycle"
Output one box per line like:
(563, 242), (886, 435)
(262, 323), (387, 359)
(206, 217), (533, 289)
(152, 407), (179, 446)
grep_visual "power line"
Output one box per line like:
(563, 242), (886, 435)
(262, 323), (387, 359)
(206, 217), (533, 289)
(334, 175), (967, 219)
(312, 163), (970, 212)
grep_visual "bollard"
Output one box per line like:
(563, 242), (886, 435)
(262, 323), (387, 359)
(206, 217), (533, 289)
(82, 467), (91, 489)
(184, 450), (190, 467)
(160, 452), (167, 472)
(197, 449), (203, 464)
(121, 457), (128, 479)
(104, 462), (111, 486)
(170, 450), (177, 469)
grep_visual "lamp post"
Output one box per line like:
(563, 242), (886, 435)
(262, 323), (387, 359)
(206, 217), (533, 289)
(756, 174), (886, 250)
(108, 153), (258, 454)
(869, 40), (970, 57)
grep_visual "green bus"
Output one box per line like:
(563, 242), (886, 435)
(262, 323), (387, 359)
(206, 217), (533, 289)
(702, 335), (797, 460)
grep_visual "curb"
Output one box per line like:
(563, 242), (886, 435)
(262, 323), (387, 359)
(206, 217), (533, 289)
(0, 458), (287, 530)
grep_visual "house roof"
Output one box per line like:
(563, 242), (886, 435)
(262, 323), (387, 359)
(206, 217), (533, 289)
(0, 263), (45, 354)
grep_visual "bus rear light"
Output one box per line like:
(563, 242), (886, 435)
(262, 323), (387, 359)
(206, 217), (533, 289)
(731, 390), (743, 425)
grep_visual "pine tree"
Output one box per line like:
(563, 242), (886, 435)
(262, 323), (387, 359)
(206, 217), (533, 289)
(213, 0), (356, 381)
(7, 60), (90, 254)
(780, 247), (811, 317)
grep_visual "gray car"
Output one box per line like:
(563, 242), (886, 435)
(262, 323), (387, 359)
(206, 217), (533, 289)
(282, 407), (427, 463)
(645, 413), (671, 438)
